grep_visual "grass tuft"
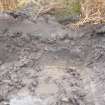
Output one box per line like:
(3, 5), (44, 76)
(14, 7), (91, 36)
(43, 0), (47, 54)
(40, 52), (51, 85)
(78, 0), (105, 25)
(0, 0), (105, 26)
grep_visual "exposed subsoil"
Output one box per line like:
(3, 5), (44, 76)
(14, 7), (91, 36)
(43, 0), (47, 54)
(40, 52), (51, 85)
(0, 13), (105, 105)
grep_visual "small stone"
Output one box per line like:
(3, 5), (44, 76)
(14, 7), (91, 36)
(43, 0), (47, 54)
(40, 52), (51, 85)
(61, 97), (69, 102)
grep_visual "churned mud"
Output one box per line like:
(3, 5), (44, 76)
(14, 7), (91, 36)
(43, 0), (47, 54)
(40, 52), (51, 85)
(0, 13), (105, 105)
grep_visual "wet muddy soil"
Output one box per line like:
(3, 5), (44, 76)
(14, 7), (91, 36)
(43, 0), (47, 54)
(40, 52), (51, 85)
(0, 14), (105, 105)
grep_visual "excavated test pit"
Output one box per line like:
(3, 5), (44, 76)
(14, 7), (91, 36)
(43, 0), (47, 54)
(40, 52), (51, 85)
(0, 14), (105, 105)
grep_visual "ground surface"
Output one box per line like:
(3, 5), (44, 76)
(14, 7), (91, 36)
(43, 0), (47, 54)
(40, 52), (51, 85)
(0, 13), (105, 105)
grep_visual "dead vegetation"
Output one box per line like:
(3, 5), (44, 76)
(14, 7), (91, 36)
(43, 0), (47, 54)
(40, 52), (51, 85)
(0, 0), (60, 12)
(0, 0), (105, 25)
(0, 0), (18, 11)
(77, 0), (105, 25)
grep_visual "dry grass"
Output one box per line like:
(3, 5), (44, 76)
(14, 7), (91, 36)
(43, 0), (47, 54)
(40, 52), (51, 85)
(0, 0), (105, 25)
(0, 0), (18, 11)
(0, 0), (37, 11)
(0, 0), (60, 12)
(77, 0), (105, 25)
